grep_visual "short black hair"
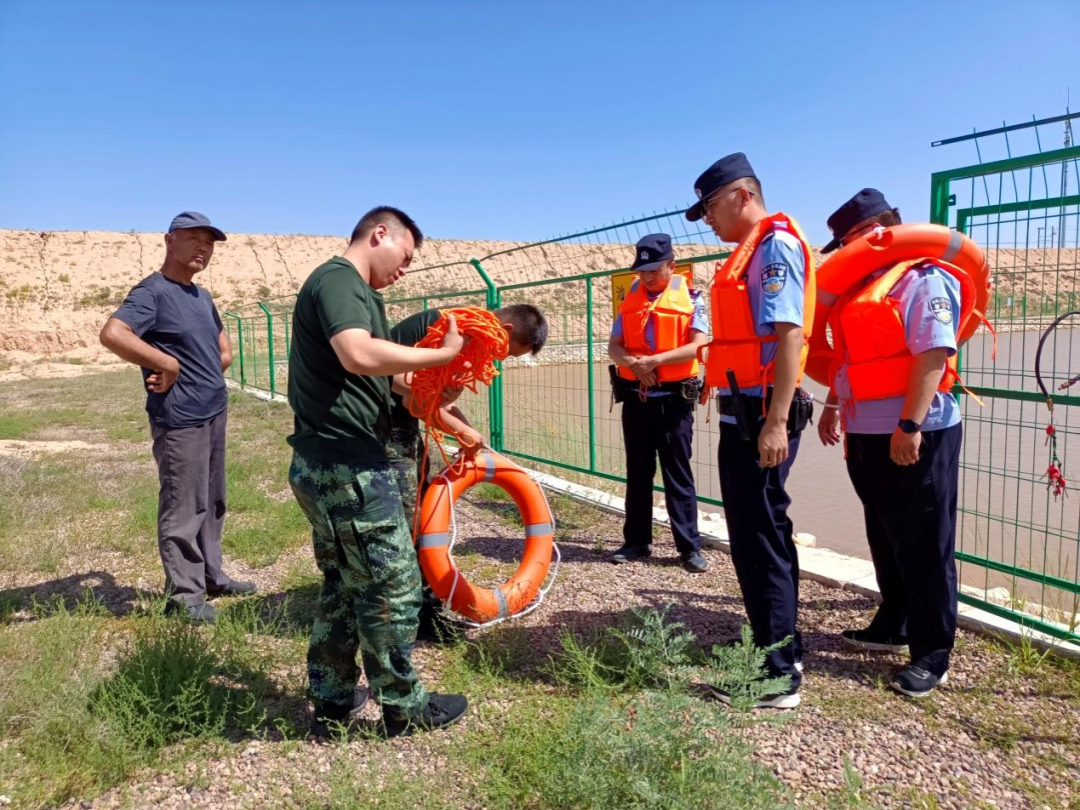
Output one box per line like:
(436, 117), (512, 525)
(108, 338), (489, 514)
(350, 206), (423, 249)
(494, 304), (548, 355)
(741, 176), (764, 208)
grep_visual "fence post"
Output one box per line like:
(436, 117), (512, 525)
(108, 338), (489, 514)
(224, 312), (245, 387)
(258, 302), (276, 397)
(469, 258), (504, 452)
(586, 277), (596, 471)
(928, 171), (951, 226)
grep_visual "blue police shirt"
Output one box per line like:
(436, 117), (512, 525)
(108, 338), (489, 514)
(834, 263), (961, 434)
(112, 272), (227, 429)
(717, 230), (807, 422)
(610, 283), (708, 397)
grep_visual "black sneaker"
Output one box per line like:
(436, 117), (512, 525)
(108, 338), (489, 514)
(840, 628), (909, 654)
(708, 684), (801, 709)
(890, 666), (948, 698)
(207, 579), (258, 597)
(681, 551), (708, 573)
(164, 601), (218, 625)
(383, 692), (468, 738)
(609, 544), (652, 564)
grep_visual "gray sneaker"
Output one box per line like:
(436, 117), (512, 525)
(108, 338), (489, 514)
(681, 552), (708, 573)
(890, 666), (948, 698)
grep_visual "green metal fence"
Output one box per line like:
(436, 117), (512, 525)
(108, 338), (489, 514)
(222, 134), (1080, 642)
(931, 137), (1080, 641)
(224, 209), (731, 505)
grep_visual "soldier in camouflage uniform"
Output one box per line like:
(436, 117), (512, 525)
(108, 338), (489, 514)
(387, 304), (549, 640)
(287, 206), (468, 737)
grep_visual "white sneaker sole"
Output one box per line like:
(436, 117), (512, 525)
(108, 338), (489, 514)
(890, 670), (948, 698)
(841, 635), (910, 655)
(710, 687), (801, 709)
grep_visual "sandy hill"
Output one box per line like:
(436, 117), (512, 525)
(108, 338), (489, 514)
(1, 228), (1075, 381)
(0, 229), (726, 365)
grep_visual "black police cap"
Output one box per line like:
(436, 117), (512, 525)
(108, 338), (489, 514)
(685, 152), (757, 222)
(822, 189), (894, 253)
(631, 233), (674, 272)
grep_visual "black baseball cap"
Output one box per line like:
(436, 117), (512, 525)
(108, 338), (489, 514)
(686, 152), (757, 222)
(168, 211), (227, 242)
(631, 233), (674, 272)
(822, 189), (894, 253)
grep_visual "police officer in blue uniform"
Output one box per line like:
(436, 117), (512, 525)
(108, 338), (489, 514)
(687, 153), (816, 709)
(608, 234), (709, 573)
(817, 190), (964, 698)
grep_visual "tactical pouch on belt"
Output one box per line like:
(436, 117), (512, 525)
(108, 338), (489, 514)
(609, 364), (629, 404)
(681, 377), (704, 403)
(788, 388), (814, 435)
(718, 386), (815, 438)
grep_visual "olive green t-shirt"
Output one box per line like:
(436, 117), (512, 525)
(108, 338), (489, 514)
(388, 308), (441, 434)
(287, 256), (393, 464)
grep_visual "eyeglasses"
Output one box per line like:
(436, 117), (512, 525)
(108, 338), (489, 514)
(701, 186), (753, 221)
(839, 223), (885, 246)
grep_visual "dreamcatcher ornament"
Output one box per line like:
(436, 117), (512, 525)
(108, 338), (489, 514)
(1034, 310), (1080, 499)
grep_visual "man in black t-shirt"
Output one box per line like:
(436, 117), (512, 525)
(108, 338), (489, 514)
(100, 212), (255, 625)
(387, 305), (548, 640)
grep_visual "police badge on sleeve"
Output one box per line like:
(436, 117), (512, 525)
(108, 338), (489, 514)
(928, 297), (953, 325)
(761, 262), (788, 296)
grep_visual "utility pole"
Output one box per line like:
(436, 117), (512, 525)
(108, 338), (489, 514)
(1062, 92), (1073, 249)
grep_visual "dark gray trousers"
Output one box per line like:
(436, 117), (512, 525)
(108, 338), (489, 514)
(151, 410), (230, 607)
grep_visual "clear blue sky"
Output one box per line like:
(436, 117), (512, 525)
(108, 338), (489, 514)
(1, 0), (1077, 245)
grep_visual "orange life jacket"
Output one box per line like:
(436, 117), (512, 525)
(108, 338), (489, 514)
(616, 274), (700, 383)
(703, 212), (816, 388)
(829, 259), (974, 401)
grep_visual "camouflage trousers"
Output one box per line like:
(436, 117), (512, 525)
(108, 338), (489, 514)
(386, 429), (442, 620)
(289, 450), (429, 718)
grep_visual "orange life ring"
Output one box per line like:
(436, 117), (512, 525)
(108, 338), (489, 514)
(805, 223), (991, 386)
(416, 451), (555, 623)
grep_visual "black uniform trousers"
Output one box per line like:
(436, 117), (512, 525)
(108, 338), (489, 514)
(845, 424), (961, 676)
(718, 419), (803, 690)
(620, 392), (701, 555)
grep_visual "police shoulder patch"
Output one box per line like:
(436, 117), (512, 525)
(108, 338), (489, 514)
(761, 262), (788, 296)
(928, 296), (953, 325)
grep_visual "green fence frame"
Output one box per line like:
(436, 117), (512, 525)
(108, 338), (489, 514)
(222, 155), (1080, 642)
(931, 143), (1080, 641)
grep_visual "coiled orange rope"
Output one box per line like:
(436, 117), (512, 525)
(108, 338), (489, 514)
(407, 307), (509, 473)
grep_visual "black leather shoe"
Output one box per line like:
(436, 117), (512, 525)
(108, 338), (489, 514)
(164, 601), (218, 625)
(309, 703), (354, 738)
(382, 692), (468, 738)
(207, 580), (258, 597)
(840, 628), (909, 654)
(681, 552), (708, 573)
(609, 544), (652, 564)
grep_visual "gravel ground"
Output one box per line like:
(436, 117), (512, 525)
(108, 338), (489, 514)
(5, 492), (1078, 810)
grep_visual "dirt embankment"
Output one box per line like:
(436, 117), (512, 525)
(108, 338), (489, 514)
(2, 228), (1073, 380)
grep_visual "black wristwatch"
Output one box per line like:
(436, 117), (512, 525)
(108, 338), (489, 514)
(897, 418), (921, 434)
